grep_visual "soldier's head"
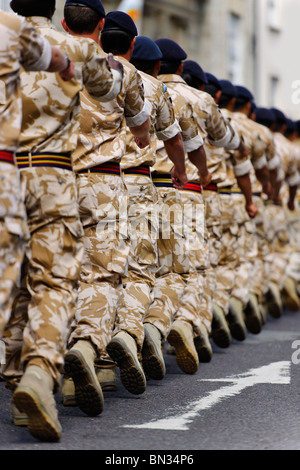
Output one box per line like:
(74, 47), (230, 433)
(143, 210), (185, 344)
(155, 39), (187, 76)
(285, 119), (298, 141)
(181, 60), (207, 91)
(10, 0), (55, 18)
(62, 0), (105, 35)
(100, 11), (137, 57)
(234, 85), (254, 116)
(218, 80), (237, 111)
(255, 107), (276, 130)
(130, 36), (162, 77)
(270, 107), (287, 134)
(204, 73), (222, 103)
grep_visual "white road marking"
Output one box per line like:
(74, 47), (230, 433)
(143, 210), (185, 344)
(123, 361), (291, 430)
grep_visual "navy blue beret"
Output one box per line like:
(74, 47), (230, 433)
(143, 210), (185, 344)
(286, 118), (297, 132)
(102, 11), (137, 36)
(236, 85), (254, 102)
(270, 107), (287, 124)
(64, 0), (105, 17)
(205, 72), (221, 90)
(182, 60), (207, 84)
(255, 107), (276, 123)
(132, 36), (163, 61)
(219, 80), (237, 98)
(155, 38), (187, 62)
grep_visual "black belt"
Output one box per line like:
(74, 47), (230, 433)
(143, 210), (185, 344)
(16, 152), (72, 171)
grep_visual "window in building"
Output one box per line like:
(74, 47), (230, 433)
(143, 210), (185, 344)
(267, 0), (281, 31)
(269, 76), (279, 106)
(228, 12), (243, 84)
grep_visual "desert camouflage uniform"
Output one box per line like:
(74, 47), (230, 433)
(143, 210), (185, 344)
(285, 143), (300, 283)
(118, 71), (181, 354)
(177, 85), (241, 333)
(67, 57), (151, 362)
(213, 108), (253, 315)
(143, 73), (203, 340)
(229, 112), (267, 308)
(0, 11), (52, 338)
(266, 132), (300, 290)
(2, 16), (121, 388)
(250, 121), (280, 303)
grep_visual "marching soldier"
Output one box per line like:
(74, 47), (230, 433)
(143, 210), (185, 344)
(3, 0), (123, 442)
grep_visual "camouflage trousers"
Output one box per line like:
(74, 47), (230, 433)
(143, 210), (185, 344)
(173, 188), (209, 337)
(264, 201), (289, 289)
(0, 162), (28, 338)
(284, 200), (300, 282)
(143, 185), (187, 340)
(2, 167), (84, 389)
(116, 172), (160, 353)
(251, 195), (272, 301)
(230, 192), (257, 308)
(68, 172), (130, 362)
(214, 191), (239, 315)
(197, 188), (222, 333)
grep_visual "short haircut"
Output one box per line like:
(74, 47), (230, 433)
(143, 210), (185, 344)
(130, 58), (157, 76)
(204, 83), (220, 99)
(64, 5), (103, 34)
(234, 97), (250, 112)
(158, 60), (181, 75)
(10, 0), (55, 18)
(101, 30), (134, 55)
(218, 95), (234, 109)
(181, 71), (203, 89)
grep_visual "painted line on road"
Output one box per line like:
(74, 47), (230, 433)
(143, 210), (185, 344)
(122, 361), (291, 431)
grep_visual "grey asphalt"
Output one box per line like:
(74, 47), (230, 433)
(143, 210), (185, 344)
(1, 308), (300, 454)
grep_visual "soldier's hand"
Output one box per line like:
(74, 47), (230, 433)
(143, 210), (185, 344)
(59, 57), (75, 81)
(237, 140), (248, 159)
(288, 198), (295, 211)
(134, 134), (150, 149)
(198, 170), (212, 188)
(171, 167), (188, 189)
(107, 53), (124, 79)
(245, 202), (258, 219)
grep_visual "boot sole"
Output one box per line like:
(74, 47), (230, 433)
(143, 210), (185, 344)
(194, 337), (212, 363)
(13, 386), (61, 442)
(167, 329), (198, 374)
(211, 320), (231, 348)
(229, 322), (247, 341)
(64, 350), (104, 416)
(245, 315), (262, 334)
(107, 339), (146, 395)
(142, 332), (166, 380)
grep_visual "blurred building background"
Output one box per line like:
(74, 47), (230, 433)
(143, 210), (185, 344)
(1, 0), (300, 119)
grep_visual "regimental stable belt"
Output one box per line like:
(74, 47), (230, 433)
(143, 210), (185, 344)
(152, 172), (174, 188)
(123, 165), (151, 178)
(203, 182), (218, 192)
(180, 181), (202, 194)
(218, 186), (232, 195)
(77, 161), (121, 176)
(0, 151), (14, 164)
(16, 152), (72, 171)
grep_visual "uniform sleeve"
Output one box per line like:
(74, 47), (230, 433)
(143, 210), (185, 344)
(123, 67), (151, 128)
(204, 98), (239, 149)
(179, 100), (204, 152)
(82, 43), (122, 102)
(154, 83), (181, 141)
(19, 19), (52, 71)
